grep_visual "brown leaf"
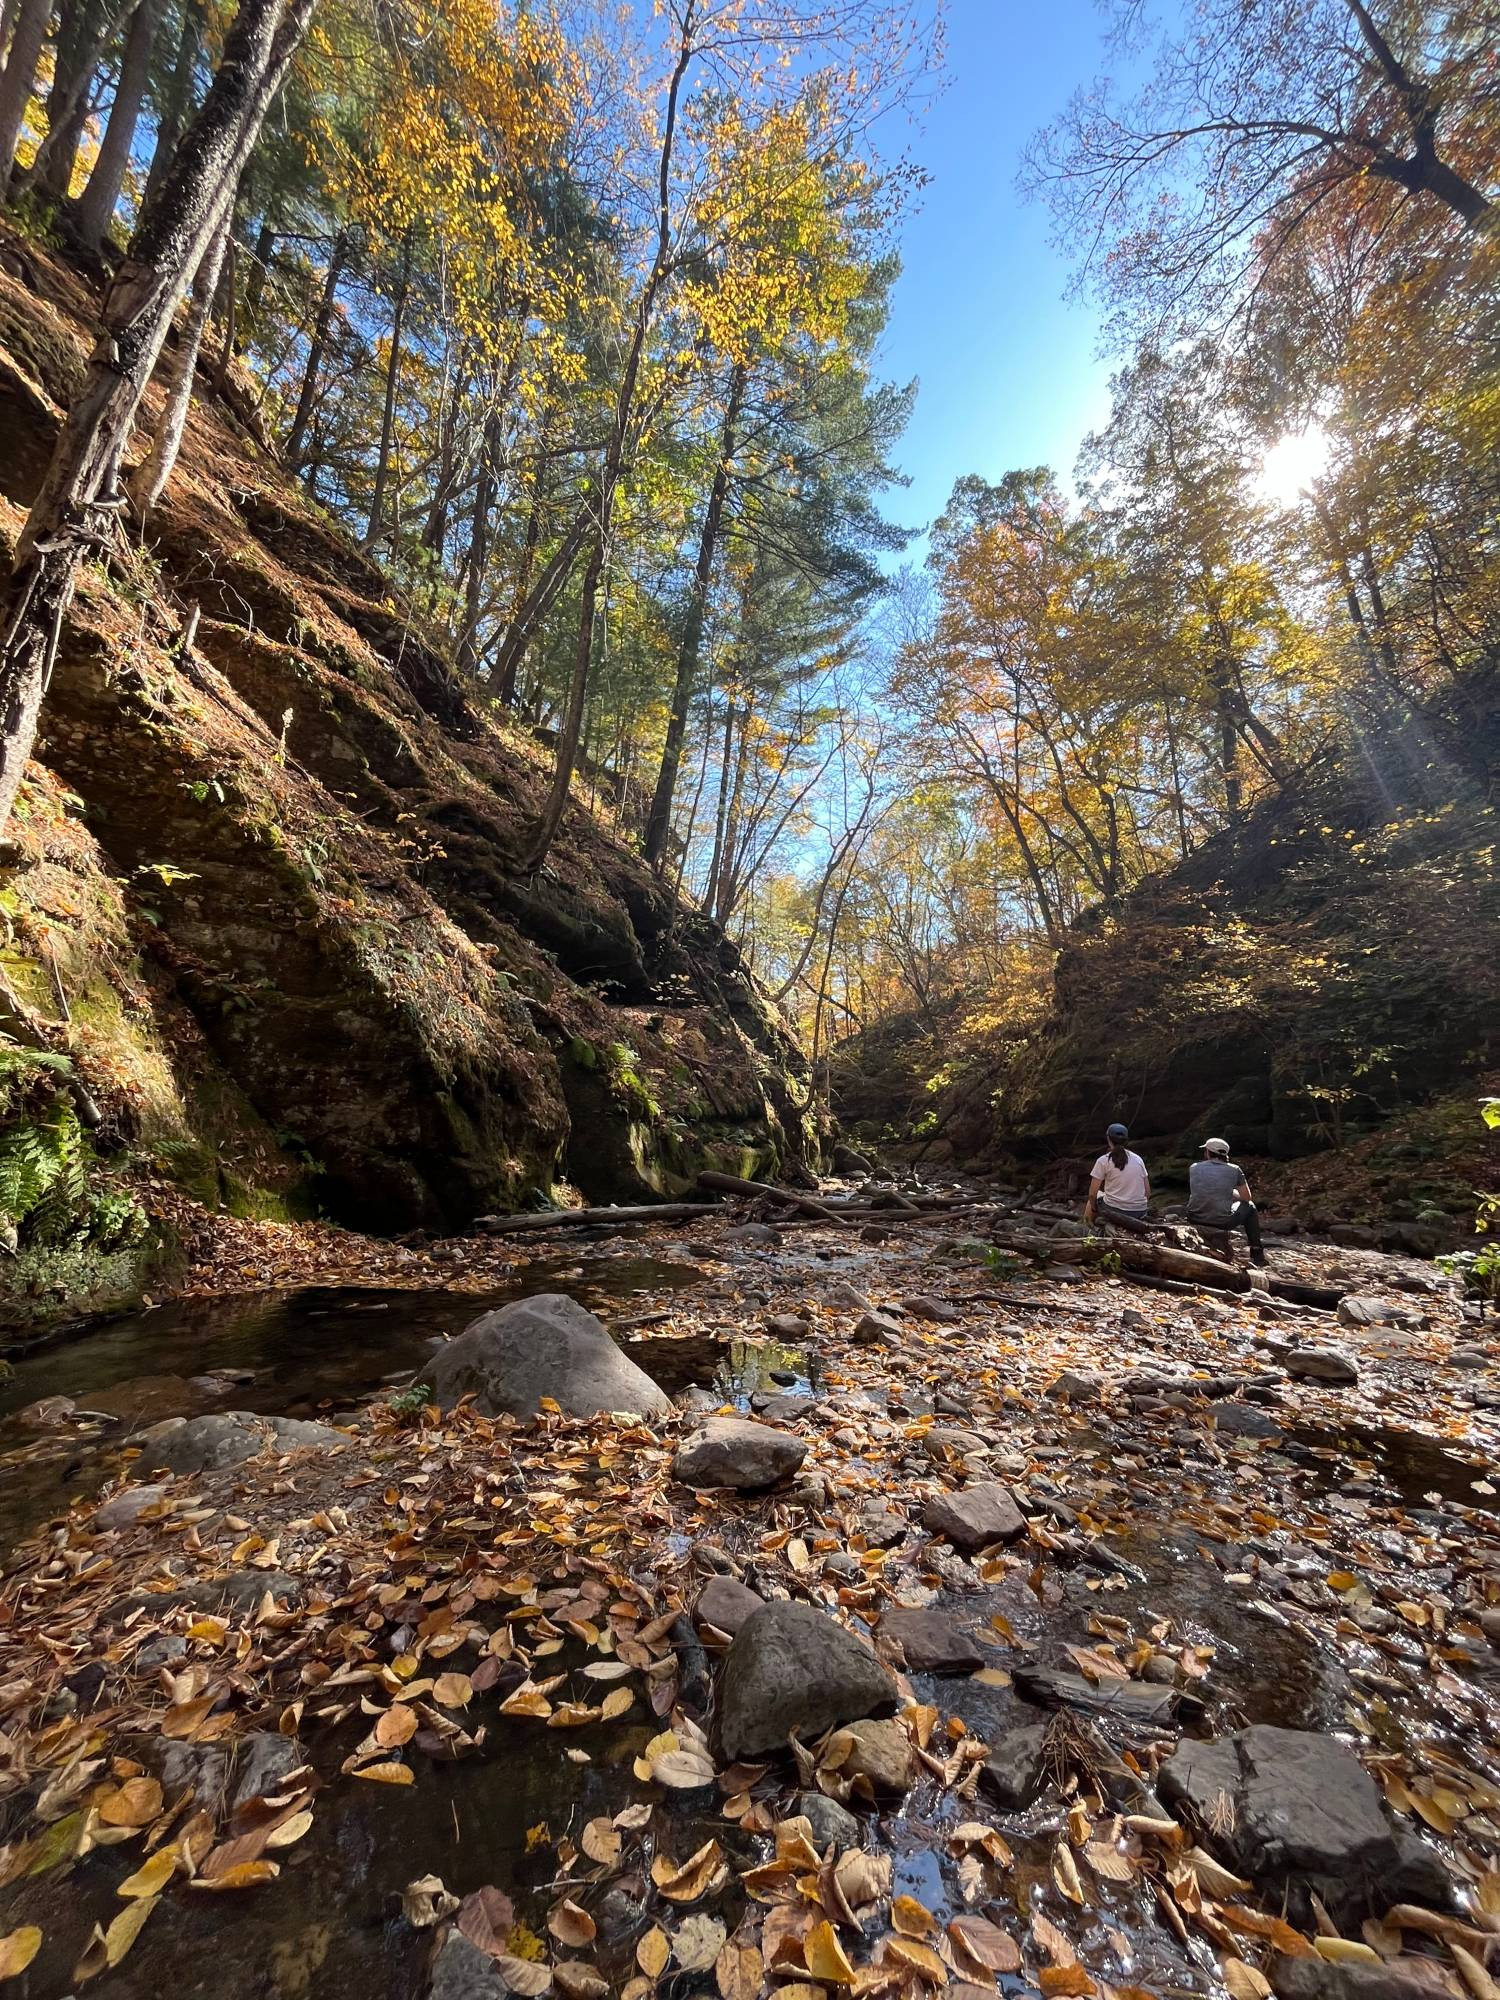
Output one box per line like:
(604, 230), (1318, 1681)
(893, 1896), (937, 1939)
(580, 1817), (621, 1866)
(376, 1704), (419, 1748)
(188, 1860), (279, 1890)
(98, 1777), (164, 1828)
(715, 1940), (764, 2000)
(554, 1964), (608, 2000)
(548, 1902), (596, 1949)
(353, 1761), (414, 1785)
(494, 1954), (552, 1996)
(459, 1886), (518, 1959)
(949, 1916), (1021, 1974)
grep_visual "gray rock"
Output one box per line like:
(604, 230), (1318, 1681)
(94, 1483), (172, 1529)
(232, 1731), (308, 1805)
(157, 1739), (232, 1808)
(1159, 1724), (1432, 1923)
(902, 1295), (961, 1324)
(422, 1294), (672, 1420)
(922, 1481), (1027, 1552)
(980, 1722), (1052, 1809)
(1284, 1348), (1358, 1386)
(1047, 1370), (1104, 1403)
(859, 1502), (908, 1547)
(430, 1931), (508, 2000)
(1337, 1296), (1396, 1328)
(1269, 1953), (1453, 2000)
(718, 1601), (898, 1759)
(1044, 1264), (1088, 1285)
(921, 1426), (989, 1462)
(823, 1553), (862, 1581)
(750, 1392), (814, 1422)
(135, 1634), (187, 1673)
(796, 1790), (863, 1849)
(673, 1416), (807, 1490)
(695, 1574), (765, 1636)
(1449, 1347), (1490, 1371)
(764, 1314), (807, 1340)
(725, 1223), (781, 1246)
(851, 1310), (905, 1348)
(137, 1412), (346, 1476)
(1212, 1402), (1284, 1439)
(878, 1607), (983, 1675)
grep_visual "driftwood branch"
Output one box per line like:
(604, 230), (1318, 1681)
(475, 1201), (715, 1236)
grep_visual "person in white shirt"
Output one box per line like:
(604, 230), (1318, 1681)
(1084, 1123), (1152, 1233)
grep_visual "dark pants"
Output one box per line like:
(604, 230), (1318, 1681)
(1194, 1201), (1264, 1259)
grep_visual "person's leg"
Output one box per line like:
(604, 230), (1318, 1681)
(1232, 1199), (1266, 1265)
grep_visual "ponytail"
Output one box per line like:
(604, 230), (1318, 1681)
(1110, 1143), (1128, 1170)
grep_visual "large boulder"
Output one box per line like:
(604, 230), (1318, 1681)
(1284, 1347), (1359, 1385)
(422, 1294), (671, 1420)
(1158, 1725), (1443, 1923)
(673, 1417), (807, 1490)
(922, 1481), (1027, 1552)
(137, 1412), (346, 1476)
(718, 1601), (898, 1759)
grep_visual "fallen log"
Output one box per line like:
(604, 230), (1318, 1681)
(695, 1170), (857, 1227)
(475, 1202), (717, 1236)
(988, 1229), (1344, 1308)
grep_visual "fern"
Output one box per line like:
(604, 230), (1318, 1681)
(0, 1104), (88, 1237)
(0, 1042), (74, 1117)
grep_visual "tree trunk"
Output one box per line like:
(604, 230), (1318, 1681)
(456, 409), (499, 677)
(141, 0), (198, 208)
(0, 0), (52, 191)
(362, 229), (411, 553)
(516, 9), (694, 874)
(27, 0), (106, 201)
(71, 0), (164, 248)
(643, 361), (743, 869)
(0, 0), (317, 837)
(491, 504), (587, 697)
(283, 226), (345, 469)
(128, 196), (230, 514)
(212, 221), (236, 386)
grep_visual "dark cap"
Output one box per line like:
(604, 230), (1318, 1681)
(1106, 1123), (1129, 1142)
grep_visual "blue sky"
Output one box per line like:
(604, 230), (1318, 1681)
(878, 0), (1123, 548)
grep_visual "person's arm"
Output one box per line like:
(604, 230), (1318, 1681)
(1236, 1175), (1252, 1204)
(1085, 1172), (1104, 1221)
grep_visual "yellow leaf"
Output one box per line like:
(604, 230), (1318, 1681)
(117, 1847), (179, 1898)
(805, 1921), (855, 1984)
(353, 1762), (414, 1785)
(434, 1673), (474, 1709)
(581, 1817), (621, 1866)
(98, 1777), (164, 1828)
(189, 1860), (279, 1890)
(0, 1928), (42, 1978)
(638, 1925), (671, 1978)
(600, 1687), (634, 1722)
(893, 1896), (936, 1939)
(265, 1810), (314, 1849)
(376, 1705), (419, 1748)
(549, 1901), (596, 1948)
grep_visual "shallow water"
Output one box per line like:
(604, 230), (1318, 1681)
(0, 1257), (714, 1554)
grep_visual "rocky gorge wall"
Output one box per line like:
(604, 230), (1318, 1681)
(0, 226), (821, 1330)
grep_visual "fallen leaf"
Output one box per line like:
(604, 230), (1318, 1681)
(673, 1915), (727, 1973)
(265, 1810), (314, 1850)
(188, 1860), (279, 1890)
(402, 1875), (459, 1928)
(554, 1964), (608, 2000)
(98, 1777), (164, 1828)
(949, 1916), (1021, 1973)
(1222, 1962), (1273, 2000)
(893, 1896), (937, 1939)
(581, 1817), (621, 1866)
(548, 1902), (596, 1949)
(118, 1847), (179, 1898)
(715, 1940), (764, 2000)
(653, 1840), (724, 1903)
(376, 1705), (419, 1748)
(806, 1920), (857, 1984)
(354, 1762), (414, 1785)
(495, 1955), (552, 1996)
(637, 1925), (671, 1978)
(0, 1928), (42, 1978)
(459, 1886), (517, 1959)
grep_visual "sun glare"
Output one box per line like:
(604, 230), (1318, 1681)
(1257, 423), (1331, 508)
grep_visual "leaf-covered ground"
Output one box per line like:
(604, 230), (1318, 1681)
(0, 1210), (1497, 2000)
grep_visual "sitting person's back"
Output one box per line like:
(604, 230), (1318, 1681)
(1186, 1136), (1266, 1266)
(1187, 1154), (1243, 1222)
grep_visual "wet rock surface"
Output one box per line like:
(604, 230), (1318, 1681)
(136, 1410), (347, 1475)
(717, 1600), (897, 1758)
(921, 1479), (1027, 1550)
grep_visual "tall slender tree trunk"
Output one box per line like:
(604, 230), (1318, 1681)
(517, 7), (695, 874)
(419, 359), (471, 556)
(362, 229), (412, 553)
(141, 0), (197, 206)
(643, 362), (743, 869)
(489, 500), (588, 701)
(456, 409), (499, 677)
(71, 0), (163, 247)
(284, 225), (345, 468)
(0, 0), (52, 191)
(0, 0), (317, 836)
(128, 195), (230, 514)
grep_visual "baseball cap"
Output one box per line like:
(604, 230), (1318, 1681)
(1106, 1123), (1129, 1141)
(1202, 1136), (1231, 1157)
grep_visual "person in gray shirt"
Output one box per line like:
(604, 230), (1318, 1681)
(1187, 1136), (1266, 1266)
